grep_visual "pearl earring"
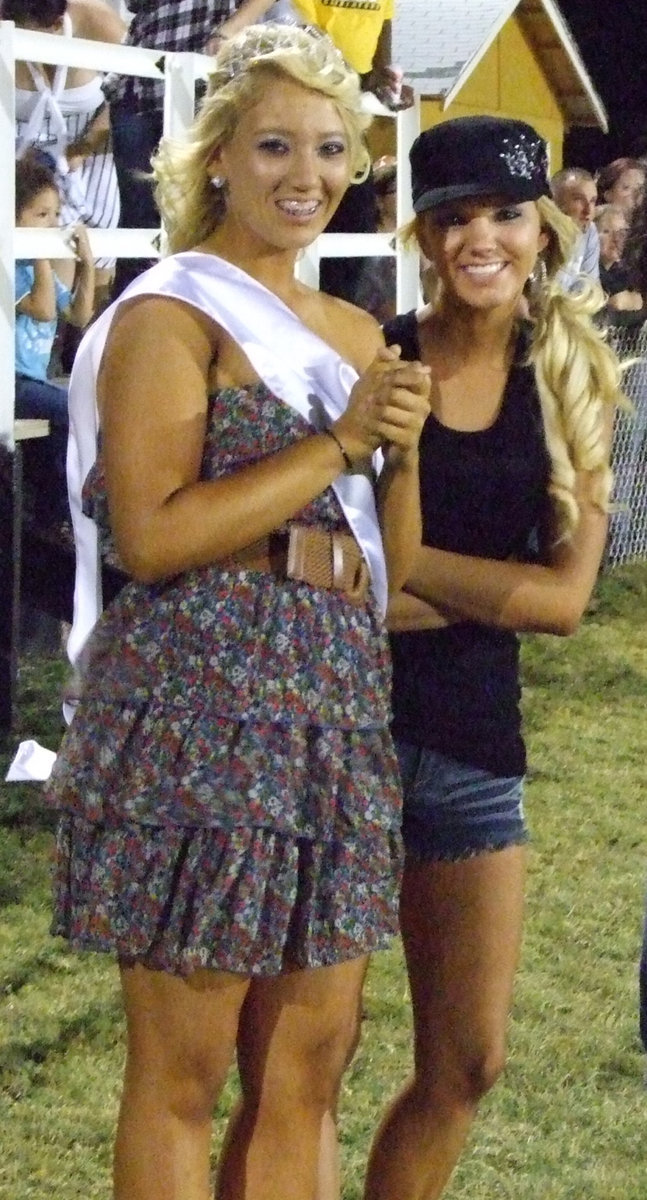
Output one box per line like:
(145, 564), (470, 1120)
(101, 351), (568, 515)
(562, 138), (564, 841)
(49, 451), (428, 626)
(211, 175), (226, 188)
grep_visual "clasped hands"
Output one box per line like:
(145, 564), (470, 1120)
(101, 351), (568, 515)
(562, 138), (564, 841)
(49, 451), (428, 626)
(331, 346), (431, 468)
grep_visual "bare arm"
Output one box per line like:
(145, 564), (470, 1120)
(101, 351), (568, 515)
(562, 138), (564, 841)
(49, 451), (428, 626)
(16, 260), (57, 322)
(607, 290), (644, 312)
(372, 19), (392, 74)
(386, 590), (452, 632)
(65, 0), (127, 163)
(376, 358), (431, 593)
(99, 297), (419, 584)
(378, 447), (424, 596)
(67, 103), (110, 163)
(62, 226), (95, 328)
(363, 20), (415, 109)
(69, 0), (127, 44)
(406, 467), (610, 637)
(341, 325), (431, 596)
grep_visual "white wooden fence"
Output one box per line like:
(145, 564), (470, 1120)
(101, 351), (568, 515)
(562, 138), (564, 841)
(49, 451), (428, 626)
(3, 21), (647, 567)
(0, 19), (421, 452)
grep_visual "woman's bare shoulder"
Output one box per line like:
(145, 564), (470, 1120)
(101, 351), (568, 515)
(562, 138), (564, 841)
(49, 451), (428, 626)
(104, 293), (219, 369)
(318, 291), (384, 370)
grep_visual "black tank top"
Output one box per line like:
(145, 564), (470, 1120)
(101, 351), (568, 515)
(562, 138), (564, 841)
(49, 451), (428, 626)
(385, 310), (551, 776)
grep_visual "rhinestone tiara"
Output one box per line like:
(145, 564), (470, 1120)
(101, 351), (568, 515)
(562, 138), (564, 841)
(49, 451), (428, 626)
(208, 22), (352, 89)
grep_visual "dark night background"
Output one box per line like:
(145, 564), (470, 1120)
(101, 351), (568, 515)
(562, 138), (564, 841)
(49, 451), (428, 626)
(558, 0), (647, 168)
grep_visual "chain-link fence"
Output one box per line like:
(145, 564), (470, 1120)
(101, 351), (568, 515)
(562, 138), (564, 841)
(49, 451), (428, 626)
(604, 320), (647, 569)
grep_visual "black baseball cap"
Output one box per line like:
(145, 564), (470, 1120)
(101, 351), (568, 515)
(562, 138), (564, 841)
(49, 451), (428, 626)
(411, 115), (551, 214)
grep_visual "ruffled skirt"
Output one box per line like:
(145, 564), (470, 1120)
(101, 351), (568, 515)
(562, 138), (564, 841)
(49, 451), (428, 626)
(52, 813), (402, 976)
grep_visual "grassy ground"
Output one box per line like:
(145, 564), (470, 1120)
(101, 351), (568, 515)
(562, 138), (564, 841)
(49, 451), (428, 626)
(1, 565), (647, 1198)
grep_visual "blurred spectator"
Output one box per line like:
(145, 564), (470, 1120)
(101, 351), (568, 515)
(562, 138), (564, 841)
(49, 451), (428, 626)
(596, 157), (646, 217)
(313, 4), (414, 307)
(610, 187), (647, 326)
(107, 0), (413, 301)
(594, 204), (633, 296)
(8, 0), (125, 309)
(373, 155), (398, 230)
(15, 154), (95, 525)
(106, 0), (294, 297)
(353, 155), (397, 323)
(287, 0), (412, 109)
(550, 166), (599, 286)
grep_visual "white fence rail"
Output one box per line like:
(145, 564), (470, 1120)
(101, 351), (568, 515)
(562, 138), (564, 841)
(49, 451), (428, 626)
(0, 20), (420, 451)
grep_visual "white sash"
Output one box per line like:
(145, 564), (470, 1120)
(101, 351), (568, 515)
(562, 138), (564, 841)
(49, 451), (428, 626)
(66, 252), (387, 668)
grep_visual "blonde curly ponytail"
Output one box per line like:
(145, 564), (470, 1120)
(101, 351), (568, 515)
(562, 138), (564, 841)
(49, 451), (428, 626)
(528, 195), (625, 542)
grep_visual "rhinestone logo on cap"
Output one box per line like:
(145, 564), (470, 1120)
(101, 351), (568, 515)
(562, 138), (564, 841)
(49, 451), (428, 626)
(499, 133), (548, 181)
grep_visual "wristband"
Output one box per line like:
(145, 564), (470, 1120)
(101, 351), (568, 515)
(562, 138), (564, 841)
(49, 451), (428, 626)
(323, 427), (354, 471)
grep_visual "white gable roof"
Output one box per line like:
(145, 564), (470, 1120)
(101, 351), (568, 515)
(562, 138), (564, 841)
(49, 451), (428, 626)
(393, 0), (607, 130)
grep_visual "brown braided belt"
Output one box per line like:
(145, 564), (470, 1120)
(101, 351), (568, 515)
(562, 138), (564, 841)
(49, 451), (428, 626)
(223, 523), (370, 604)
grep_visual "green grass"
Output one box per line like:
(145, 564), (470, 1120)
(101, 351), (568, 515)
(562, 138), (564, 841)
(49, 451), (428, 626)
(2, 566), (647, 1198)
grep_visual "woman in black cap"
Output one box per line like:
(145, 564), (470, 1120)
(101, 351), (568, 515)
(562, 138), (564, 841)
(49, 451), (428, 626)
(362, 115), (624, 1199)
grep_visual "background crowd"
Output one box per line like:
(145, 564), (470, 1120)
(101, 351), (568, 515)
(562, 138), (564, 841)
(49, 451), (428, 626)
(6, 0), (409, 526)
(6, 0), (647, 533)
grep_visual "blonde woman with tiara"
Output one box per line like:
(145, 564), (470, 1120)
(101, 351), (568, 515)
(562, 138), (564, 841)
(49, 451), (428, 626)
(360, 115), (624, 1200)
(45, 24), (431, 1200)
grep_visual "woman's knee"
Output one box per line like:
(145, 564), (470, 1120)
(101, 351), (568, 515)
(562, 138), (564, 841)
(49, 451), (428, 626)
(239, 968), (365, 1111)
(123, 1028), (227, 1124)
(121, 965), (246, 1121)
(304, 1003), (363, 1102)
(414, 1036), (507, 1110)
(460, 1043), (507, 1101)
(247, 1014), (360, 1113)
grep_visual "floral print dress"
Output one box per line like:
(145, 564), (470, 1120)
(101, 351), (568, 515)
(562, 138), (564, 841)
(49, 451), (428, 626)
(47, 383), (402, 976)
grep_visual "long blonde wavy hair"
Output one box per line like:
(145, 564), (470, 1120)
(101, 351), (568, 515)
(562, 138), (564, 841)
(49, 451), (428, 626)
(152, 24), (372, 255)
(404, 196), (625, 542)
(529, 194), (624, 540)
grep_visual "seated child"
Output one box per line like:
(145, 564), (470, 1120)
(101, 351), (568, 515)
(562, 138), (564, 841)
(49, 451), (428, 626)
(15, 154), (95, 524)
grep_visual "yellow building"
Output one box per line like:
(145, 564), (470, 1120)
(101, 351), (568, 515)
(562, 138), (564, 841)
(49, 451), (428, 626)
(376, 0), (607, 168)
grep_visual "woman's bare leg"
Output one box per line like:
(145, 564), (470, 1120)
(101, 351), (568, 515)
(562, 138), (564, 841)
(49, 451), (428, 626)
(219, 1104), (343, 1199)
(314, 971), (366, 1200)
(364, 846), (526, 1200)
(219, 1106), (341, 1200)
(216, 955), (368, 1200)
(114, 963), (249, 1200)
(317, 1110), (341, 1200)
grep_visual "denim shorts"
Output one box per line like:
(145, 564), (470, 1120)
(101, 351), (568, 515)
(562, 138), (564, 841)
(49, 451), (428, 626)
(396, 741), (528, 862)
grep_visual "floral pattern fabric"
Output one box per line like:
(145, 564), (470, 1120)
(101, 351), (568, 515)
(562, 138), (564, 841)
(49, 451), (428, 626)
(48, 384), (402, 975)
